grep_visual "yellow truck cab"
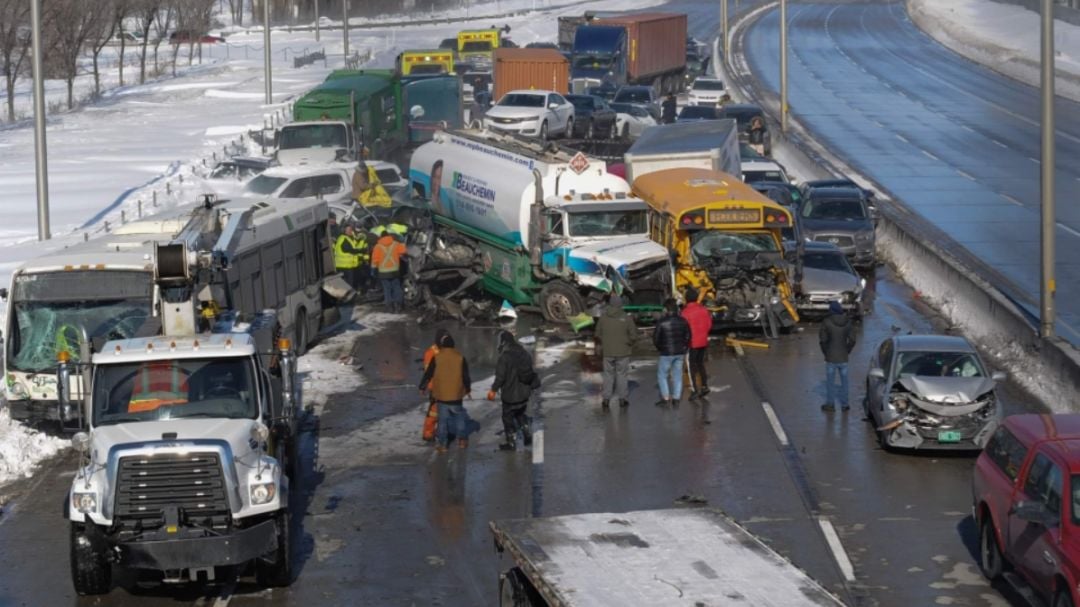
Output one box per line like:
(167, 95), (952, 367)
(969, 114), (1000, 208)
(396, 49), (455, 76)
(457, 29), (501, 70)
(633, 167), (799, 334)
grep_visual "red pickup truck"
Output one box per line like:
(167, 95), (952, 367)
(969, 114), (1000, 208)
(972, 414), (1080, 607)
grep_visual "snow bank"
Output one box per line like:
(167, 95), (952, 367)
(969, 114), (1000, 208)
(907, 0), (1080, 102)
(0, 409), (66, 486)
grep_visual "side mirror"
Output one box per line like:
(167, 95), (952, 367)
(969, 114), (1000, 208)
(992, 370), (1007, 382)
(0, 287), (6, 300)
(549, 103), (560, 109)
(71, 431), (90, 453)
(1011, 500), (1052, 526)
(868, 368), (886, 380)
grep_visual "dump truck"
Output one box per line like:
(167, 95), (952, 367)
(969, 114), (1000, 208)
(491, 508), (847, 606)
(283, 69), (462, 165)
(624, 119), (741, 183)
(404, 129), (672, 323)
(492, 48), (569, 100)
(570, 13), (687, 95)
(63, 330), (298, 594)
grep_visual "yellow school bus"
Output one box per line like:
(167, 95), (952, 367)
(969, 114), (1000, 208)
(457, 29), (500, 66)
(397, 49), (455, 76)
(633, 167), (800, 332)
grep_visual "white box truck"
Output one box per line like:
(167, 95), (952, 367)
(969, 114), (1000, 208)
(623, 118), (741, 183)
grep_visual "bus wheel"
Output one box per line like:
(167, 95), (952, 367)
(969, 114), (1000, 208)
(294, 309), (308, 356)
(540, 281), (585, 324)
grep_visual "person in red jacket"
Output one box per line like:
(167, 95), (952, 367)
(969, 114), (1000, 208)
(681, 287), (713, 400)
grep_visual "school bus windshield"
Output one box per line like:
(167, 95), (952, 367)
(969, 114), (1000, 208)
(690, 231), (779, 263)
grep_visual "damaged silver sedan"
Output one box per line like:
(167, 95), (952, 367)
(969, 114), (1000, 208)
(863, 335), (1004, 451)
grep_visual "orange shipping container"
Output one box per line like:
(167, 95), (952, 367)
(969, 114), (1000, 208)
(492, 48), (570, 101)
(595, 13), (687, 81)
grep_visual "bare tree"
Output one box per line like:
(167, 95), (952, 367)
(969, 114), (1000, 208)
(0, 0), (31, 121)
(151, 2), (173, 74)
(46, 0), (99, 108)
(87, 0), (118, 96)
(131, 0), (159, 83)
(113, 0), (129, 85)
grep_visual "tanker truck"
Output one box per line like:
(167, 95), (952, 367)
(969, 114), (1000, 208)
(404, 129), (673, 323)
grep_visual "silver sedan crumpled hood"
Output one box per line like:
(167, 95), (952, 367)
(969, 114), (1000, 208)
(800, 265), (860, 295)
(898, 376), (995, 412)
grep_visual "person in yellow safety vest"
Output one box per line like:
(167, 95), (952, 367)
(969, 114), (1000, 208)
(334, 224), (367, 290)
(370, 225), (408, 312)
(352, 161), (392, 208)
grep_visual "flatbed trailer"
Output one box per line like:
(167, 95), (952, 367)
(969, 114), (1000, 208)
(490, 508), (846, 606)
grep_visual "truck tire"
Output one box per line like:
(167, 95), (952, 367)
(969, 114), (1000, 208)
(585, 120), (595, 140)
(255, 510), (293, 587)
(540, 281), (585, 324)
(294, 309), (308, 356)
(70, 523), (111, 595)
(499, 567), (542, 606)
(978, 517), (1004, 580)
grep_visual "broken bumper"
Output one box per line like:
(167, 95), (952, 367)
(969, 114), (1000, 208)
(883, 418), (998, 451)
(119, 519), (277, 570)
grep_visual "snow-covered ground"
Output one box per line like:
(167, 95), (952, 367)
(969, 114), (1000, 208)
(908, 0), (1080, 102)
(0, 0), (663, 487)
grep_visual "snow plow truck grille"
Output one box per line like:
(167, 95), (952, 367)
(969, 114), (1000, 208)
(114, 453), (230, 529)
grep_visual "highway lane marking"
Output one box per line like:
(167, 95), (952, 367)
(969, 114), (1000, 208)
(532, 429), (544, 464)
(1001, 194), (1023, 206)
(961, 124), (975, 133)
(955, 169), (975, 181)
(760, 402), (789, 447)
(921, 150), (939, 161)
(993, 140), (1008, 148)
(894, 133), (908, 143)
(818, 517), (857, 582)
(1029, 157), (1041, 164)
(1058, 222), (1080, 239)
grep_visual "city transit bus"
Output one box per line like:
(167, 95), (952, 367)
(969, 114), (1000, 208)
(632, 167), (799, 334)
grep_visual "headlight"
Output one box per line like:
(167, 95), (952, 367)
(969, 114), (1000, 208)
(7, 381), (27, 400)
(73, 492), (97, 514)
(250, 482), (277, 505)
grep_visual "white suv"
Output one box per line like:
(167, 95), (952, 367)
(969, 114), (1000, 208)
(484, 90), (575, 140)
(687, 78), (726, 107)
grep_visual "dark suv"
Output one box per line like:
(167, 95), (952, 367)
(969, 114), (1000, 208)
(799, 187), (877, 268)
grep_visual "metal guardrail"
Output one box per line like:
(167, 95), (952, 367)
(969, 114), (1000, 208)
(293, 49), (326, 68)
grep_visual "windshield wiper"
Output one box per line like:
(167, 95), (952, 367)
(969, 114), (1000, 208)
(172, 412), (238, 419)
(98, 416), (146, 425)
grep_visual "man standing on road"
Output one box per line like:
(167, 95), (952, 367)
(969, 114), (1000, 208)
(661, 93), (678, 124)
(488, 331), (540, 451)
(594, 294), (637, 410)
(653, 298), (691, 407)
(681, 288), (713, 400)
(371, 225), (408, 312)
(333, 223), (365, 290)
(419, 332), (472, 452)
(819, 300), (856, 412)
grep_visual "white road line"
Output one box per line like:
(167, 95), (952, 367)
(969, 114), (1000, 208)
(532, 429), (544, 465)
(961, 124), (975, 133)
(818, 517), (857, 582)
(921, 149), (939, 161)
(1002, 194), (1023, 206)
(211, 581), (236, 607)
(1029, 157), (1041, 164)
(1058, 222), (1080, 239)
(894, 133), (908, 143)
(760, 402), (789, 447)
(993, 140), (1008, 148)
(955, 169), (975, 181)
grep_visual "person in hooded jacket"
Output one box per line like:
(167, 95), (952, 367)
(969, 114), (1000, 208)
(594, 294), (638, 409)
(819, 300), (856, 412)
(653, 298), (691, 407)
(681, 287), (713, 400)
(487, 331), (540, 451)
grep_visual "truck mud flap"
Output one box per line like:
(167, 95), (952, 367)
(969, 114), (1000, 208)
(321, 274), (356, 303)
(120, 519), (278, 570)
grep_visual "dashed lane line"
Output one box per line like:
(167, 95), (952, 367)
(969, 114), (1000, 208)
(531, 429), (544, 465)
(818, 517), (857, 582)
(894, 133), (908, 143)
(1001, 194), (1023, 207)
(955, 169), (975, 181)
(1058, 222), (1080, 239)
(760, 402), (789, 446)
(921, 149), (939, 161)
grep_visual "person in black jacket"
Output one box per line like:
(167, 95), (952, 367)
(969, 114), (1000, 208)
(653, 299), (691, 407)
(487, 331), (540, 451)
(661, 94), (678, 124)
(819, 301), (856, 412)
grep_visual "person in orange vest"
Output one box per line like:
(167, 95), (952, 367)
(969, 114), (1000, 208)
(370, 225), (408, 313)
(420, 328), (451, 442)
(418, 332), (472, 452)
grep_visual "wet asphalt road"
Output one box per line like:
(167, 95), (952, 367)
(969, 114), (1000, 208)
(743, 1), (1080, 343)
(0, 265), (1040, 606)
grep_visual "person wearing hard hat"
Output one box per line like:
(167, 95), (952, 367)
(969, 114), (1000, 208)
(333, 224), (366, 290)
(370, 225), (408, 312)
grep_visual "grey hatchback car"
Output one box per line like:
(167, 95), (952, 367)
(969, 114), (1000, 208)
(864, 335), (1004, 451)
(799, 187), (877, 268)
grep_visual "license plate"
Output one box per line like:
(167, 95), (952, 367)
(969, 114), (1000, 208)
(938, 430), (963, 443)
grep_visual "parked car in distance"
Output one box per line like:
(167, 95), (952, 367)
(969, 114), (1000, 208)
(111, 32), (144, 44)
(791, 242), (864, 316)
(973, 414), (1080, 607)
(799, 187), (877, 268)
(687, 77), (726, 106)
(484, 90), (575, 140)
(241, 165), (356, 205)
(720, 103), (771, 156)
(586, 82), (619, 101)
(751, 180), (804, 209)
(865, 334), (1003, 450)
(613, 85), (660, 121)
(204, 156), (272, 197)
(610, 102), (657, 140)
(800, 178), (875, 202)
(566, 94), (617, 139)
(676, 105), (721, 122)
(685, 53), (710, 85)
(170, 30), (225, 44)
(741, 159), (790, 184)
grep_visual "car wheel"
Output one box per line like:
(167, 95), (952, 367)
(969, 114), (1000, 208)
(539, 121), (548, 141)
(978, 517), (1005, 580)
(1056, 591), (1076, 607)
(564, 118), (573, 139)
(606, 122), (616, 139)
(621, 124), (629, 139)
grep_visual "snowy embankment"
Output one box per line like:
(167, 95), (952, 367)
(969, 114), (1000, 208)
(0, 410), (66, 488)
(907, 0), (1080, 102)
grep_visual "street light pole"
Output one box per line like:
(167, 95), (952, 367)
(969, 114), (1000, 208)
(343, 0), (350, 61)
(30, 0), (50, 241)
(780, 0), (788, 133)
(315, 0), (320, 42)
(263, 0), (272, 105)
(721, 0), (729, 61)
(1040, 0), (1056, 338)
